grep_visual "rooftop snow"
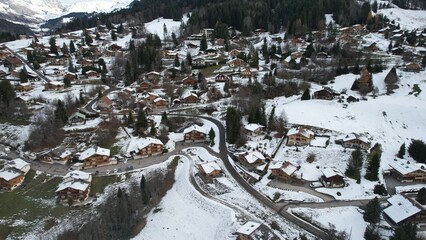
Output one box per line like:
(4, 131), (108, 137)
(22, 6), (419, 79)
(384, 194), (421, 224)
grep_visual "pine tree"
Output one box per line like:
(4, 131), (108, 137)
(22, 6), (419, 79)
(301, 88), (311, 100)
(364, 224), (380, 240)
(69, 40), (76, 54)
(117, 187), (123, 198)
(0, 80), (16, 107)
(127, 110), (134, 126)
(390, 223), (418, 240)
(27, 51), (33, 63)
(19, 67), (28, 83)
(209, 128), (215, 146)
(226, 107), (241, 144)
(61, 43), (69, 55)
(111, 31), (117, 41)
(363, 197), (381, 223)
(365, 153), (380, 181)
(268, 106), (276, 129)
(345, 149), (363, 182)
(397, 143), (406, 158)
(49, 37), (58, 55)
(140, 175), (149, 204)
(200, 34), (207, 51)
(54, 99), (68, 127)
(408, 140), (426, 164)
(135, 109), (148, 136)
(63, 75), (71, 87)
(161, 111), (168, 126)
(417, 187), (426, 205)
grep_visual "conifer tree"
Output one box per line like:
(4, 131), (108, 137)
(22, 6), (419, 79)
(417, 187), (426, 205)
(200, 34), (207, 51)
(301, 88), (311, 100)
(363, 197), (381, 223)
(161, 111), (168, 126)
(135, 109), (148, 135)
(209, 128), (215, 146)
(19, 67), (28, 83)
(49, 37), (58, 55)
(390, 223), (418, 240)
(127, 110), (134, 126)
(397, 143), (405, 158)
(364, 224), (380, 240)
(69, 40), (76, 53)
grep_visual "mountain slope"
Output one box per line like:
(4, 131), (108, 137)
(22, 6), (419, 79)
(65, 0), (133, 14)
(0, 0), (65, 24)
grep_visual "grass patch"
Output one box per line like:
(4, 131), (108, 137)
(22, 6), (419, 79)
(0, 170), (82, 238)
(110, 145), (121, 156)
(200, 64), (222, 77)
(90, 175), (117, 196)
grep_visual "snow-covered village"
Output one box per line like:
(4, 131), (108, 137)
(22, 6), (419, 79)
(0, 0), (426, 239)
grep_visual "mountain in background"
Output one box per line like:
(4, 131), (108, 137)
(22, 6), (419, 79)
(0, 0), (65, 24)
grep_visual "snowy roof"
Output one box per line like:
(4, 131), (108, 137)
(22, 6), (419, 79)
(48, 81), (64, 86)
(153, 97), (166, 103)
(0, 168), (22, 181)
(245, 123), (264, 132)
(244, 151), (265, 164)
(389, 160), (426, 175)
(335, 133), (369, 144)
(7, 158), (29, 171)
(60, 150), (72, 158)
(56, 180), (90, 192)
(182, 92), (198, 99)
(127, 137), (163, 153)
(384, 194), (421, 224)
(63, 170), (91, 182)
(236, 221), (261, 236)
(200, 162), (221, 174)
(269, 161), (298, 176)
(321, 168), (343, 178)
(79, 146), (110, 161)
(287, 128), (314, 138)
(183, 125), (208, 134)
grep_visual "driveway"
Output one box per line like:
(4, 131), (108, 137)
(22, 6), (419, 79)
(268, 179), (335, 202)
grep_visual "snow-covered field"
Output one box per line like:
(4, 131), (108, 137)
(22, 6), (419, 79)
(133, 156), (238, 240)
(378, 7), (426, 30)
(289, 207), (367, 240)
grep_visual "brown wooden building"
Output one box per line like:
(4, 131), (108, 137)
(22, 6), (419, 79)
(79, 146), (110, 168)
(286, 127), (314, 146)
(269, 161), (299, 182)
(184, 125), (208, 142)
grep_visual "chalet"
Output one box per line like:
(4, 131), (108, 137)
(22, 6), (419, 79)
(128, 137), (164, 158)
(215, 74), (230, 82)
(15, 82), (33, 92)
(335, 133), (370, 150)
(186, 42), (199, 48)
(85, 70), (99, 78)
(109, 43), (122, 51)
(244, 123), (264, 136)
(215, 38), (225, 46)
(389, 160), (426, 182)
(138, 81), (152, 92)
(40, 148), (72, 164)
(320, 168), (345, 188)
(236, 221), (279, 240)
(79, 146), (111, 168)
(240, 68), (257, 78)
(64, 73), (77, 81)
(144, 92), (160, 102)
(286, 127), (314, 146)
(44, 81), (65, 91)
(405, 62), (421, 72)
(163, 50), (177, 60)
(182, 76), (197, 86)
(254, 28), (266, 35)
(383, 194), (426, 225)
(15, 95), (33, 105)
(237, 151), (266, 166)
(228, 58), (245, 68)
(269, 161), (299, 182)
(200, 28), (214, 39)
(313, 87), (336, 100)
(0, 159), (30, 191)
(192, 57), (206, 67)
(97, 95), (113, 110)
(79, 58), (94, 67)
(68, 112), (86, 125)
(56, 170), (92, 203)
(145, 71), (161, 82)
(4, 57), (22, 69)
(198, 162), (222, 178)
(153, 97), (168, 107)
(27, 72), (39, 81)
(182, 92), (198, 104)
(184, 125), (208, 142)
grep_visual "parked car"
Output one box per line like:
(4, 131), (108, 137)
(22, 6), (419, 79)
(309, 181), (323, 188)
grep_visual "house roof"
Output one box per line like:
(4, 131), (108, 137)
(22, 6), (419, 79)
(48, 81), (64, 86)
(389, 160), (426, 175)
(336, 133), (369, 144)
(270, 161), (298, 176)
(236, 221), (261, 236)
(153, 97), (167, 103)
(60, 150), (72, 158)
(244, 151), (265, 164)
(0, 168), (22, 181)
(287, 127), (314, 138)
(7, 158), (29, 171)
(182, 92), (198, 99)
(384, 194), (422, 224)
(321, 167), (343, 179)
(127, 137), (163, 153)
(99, 95), (113, 105)
(63, 170), (91, 182)
(245, 123), (264, 132)
(183, 125), (208, 134)
(56, 180), (90, 192)
(200, 162), (221, 174)
(79, 146), (110, 161)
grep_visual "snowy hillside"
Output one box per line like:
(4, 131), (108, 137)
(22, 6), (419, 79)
(64, 0), (133, 14)
(378, 6), (426, 30)
(0, 0), (65, 23)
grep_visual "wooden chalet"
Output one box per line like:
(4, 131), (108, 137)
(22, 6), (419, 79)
(138, 81), (152, 92)
(240, 68), (257, 78)
(182, 76), (197, 86)
(335, 133), (370, 150)
(40, 148), (72, 165)
(244, 123), (264, 137)
(79, 146), (111, 168)
(0, 159), (30, 191)
(269, 161), (299, 182)
(183, 125), (208, 142)
(236, 151), (266, 166)
(236, 221), (279, 240)
(97, 95), (113, 110)
(389, 160), (426, 182)
(182, 92), (198, 104)
(128, 137), (164, 158)
(313, 87), (336, 100)
(15, 82), (33, 92)
(320, 168), (345, 188)
(145, 71), (161, 82)
(3, 57), (22, 69)
(56, 170), (92, 203)
(68, 112), (86, 125)
(44, 81), (65, 91)
(228, 58), (245, 68)
(85, 70), (99, 78)
(153, 97), (168, 107)
(215, 74), (230, 82)
(405, 62), (421, 72)
(198, 162), (222, 178)
(286, 127), (314, 146)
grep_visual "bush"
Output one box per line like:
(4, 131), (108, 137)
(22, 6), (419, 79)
(373, 184), (388, 196)
(306, 153), (316, 163)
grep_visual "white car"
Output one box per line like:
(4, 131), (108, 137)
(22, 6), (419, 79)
(106, 170), (110, 175)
